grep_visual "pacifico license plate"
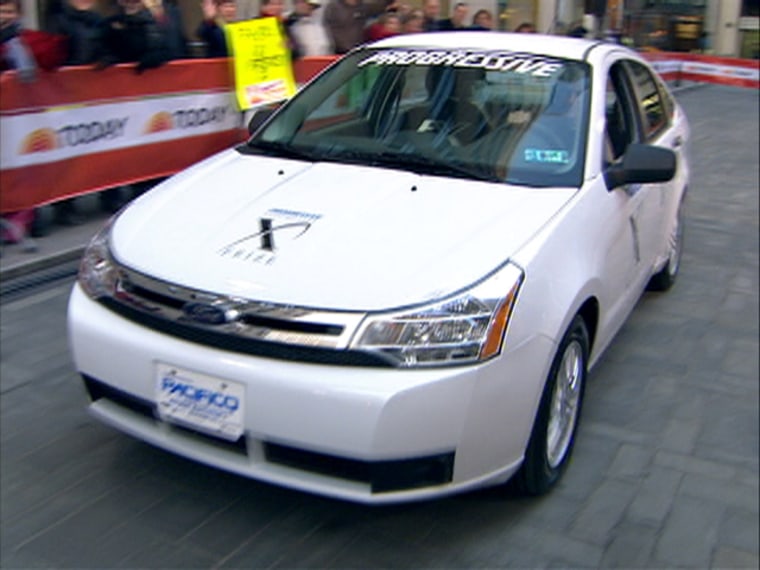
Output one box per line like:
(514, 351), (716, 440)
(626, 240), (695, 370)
(156, 363), (245, 441)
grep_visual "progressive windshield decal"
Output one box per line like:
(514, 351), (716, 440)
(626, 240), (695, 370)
(357, 50), (564, 77)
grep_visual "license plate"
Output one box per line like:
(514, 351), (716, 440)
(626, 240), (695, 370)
(155, 363), (245, 441)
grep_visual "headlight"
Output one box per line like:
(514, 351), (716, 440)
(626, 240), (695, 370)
(351, 263), (524, 367)
(78, 217), (118, 299)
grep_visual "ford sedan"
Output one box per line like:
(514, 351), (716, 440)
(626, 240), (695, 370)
(68, 32), (690, 503)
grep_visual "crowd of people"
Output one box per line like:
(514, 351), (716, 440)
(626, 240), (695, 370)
(0, 0), (543, 246)
(1, 0), (543, 80)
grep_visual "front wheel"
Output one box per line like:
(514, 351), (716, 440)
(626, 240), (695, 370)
(512, 315), (589, 495)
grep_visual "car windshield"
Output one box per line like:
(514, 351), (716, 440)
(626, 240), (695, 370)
(248, 48), (591, 187)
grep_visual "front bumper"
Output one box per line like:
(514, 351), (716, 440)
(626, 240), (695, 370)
(68, 283), (552, 503)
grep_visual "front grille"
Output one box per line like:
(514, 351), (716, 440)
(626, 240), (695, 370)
(99, 263), (396, 367)
(113, 264), (364, 348)
(264, 442), (455, 493)
(101, 298), (395, 367)
(238, 314), (344, 336)
(124, 282), (184, 310)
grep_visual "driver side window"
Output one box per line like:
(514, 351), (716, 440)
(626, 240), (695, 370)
(604, 64), (637, 164)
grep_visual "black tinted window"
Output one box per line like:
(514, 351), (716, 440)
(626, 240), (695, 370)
(624, 61), (667, 139)
(605, 63), (638, 162)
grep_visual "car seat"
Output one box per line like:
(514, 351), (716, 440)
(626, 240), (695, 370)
(400, 66), (490, 145)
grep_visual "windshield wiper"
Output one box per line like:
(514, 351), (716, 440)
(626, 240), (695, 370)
(371, 151), (502, 183)
(244, 142), (501, 183)
(246, 140), (318, 162)
(311, 147), (500, 182)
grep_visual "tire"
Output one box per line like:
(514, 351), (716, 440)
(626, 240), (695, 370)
(647, 198), (685, 292)
(513, 315), (589, 496)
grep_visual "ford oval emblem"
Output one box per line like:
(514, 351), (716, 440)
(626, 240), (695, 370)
(182, 302), (229, 325)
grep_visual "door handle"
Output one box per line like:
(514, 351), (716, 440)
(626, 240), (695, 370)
(671, 136), (683, 149)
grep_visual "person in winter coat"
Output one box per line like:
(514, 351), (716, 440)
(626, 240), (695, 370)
(364, 10), (400, 42)
(97, 0), (187, 213)
(196, 0), (236, 57)
(285, 0), (331, 58)
(1, 0), (66, 77)
(469, 8), (492, 30)
(421, 0), (440, 31)
(323, 0), (388, 54)
(437, 1), (468, 30)
(514, 21), (536, 33)
(46, 0), (103, 65)
(144, 0), (188, 60)
(99, 0), (185, 72)
(401, 8), (424, 33)
(259, 0), (285, 19)
(2, 0), (72, 230)
(45, 0), (104, 225)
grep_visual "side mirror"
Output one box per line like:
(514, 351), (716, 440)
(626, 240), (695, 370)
(247, 102), (283, 136)
(604, 143), (676, 190)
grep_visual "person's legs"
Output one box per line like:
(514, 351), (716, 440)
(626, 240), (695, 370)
(99, 187), (130, 214)
(53, 198), (83, 226)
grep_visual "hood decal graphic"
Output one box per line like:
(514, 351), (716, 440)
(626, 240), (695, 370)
(218, 208), (322, 265)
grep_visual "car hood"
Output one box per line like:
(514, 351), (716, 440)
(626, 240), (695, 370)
(111, 150), (575, 311)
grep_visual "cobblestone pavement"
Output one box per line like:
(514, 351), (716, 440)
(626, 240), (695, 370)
(1, 84), (758, 569)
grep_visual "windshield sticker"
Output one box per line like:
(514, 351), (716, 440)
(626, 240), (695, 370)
(524, 148), (570, 164)
(358, 50), (564, 78)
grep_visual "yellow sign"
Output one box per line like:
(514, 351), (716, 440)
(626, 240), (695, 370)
(225, 18), (297, 111)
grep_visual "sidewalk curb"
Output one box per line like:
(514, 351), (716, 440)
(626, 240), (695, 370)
(670, 82), (707, 94)
(0, 247), (84, 282)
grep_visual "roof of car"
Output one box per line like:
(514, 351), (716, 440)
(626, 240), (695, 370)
(366, 32), (614, 62)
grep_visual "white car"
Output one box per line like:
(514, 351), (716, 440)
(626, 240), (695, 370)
(68, 33), (689, 504)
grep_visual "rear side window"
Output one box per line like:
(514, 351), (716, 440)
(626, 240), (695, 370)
(624, 60), (668, 140)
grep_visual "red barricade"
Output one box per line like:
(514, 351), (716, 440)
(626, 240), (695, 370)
(293, 55), (338, 84)
(0, 60), (244, 213)
(644, 51), (760, 89)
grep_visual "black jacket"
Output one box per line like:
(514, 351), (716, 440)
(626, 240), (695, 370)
(47, 4), (103, 65)
(155, 2), (188, 61)
(100, 5), (187, 72)
(100, 9), (167, 70)
(196, 19), (227, 58)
